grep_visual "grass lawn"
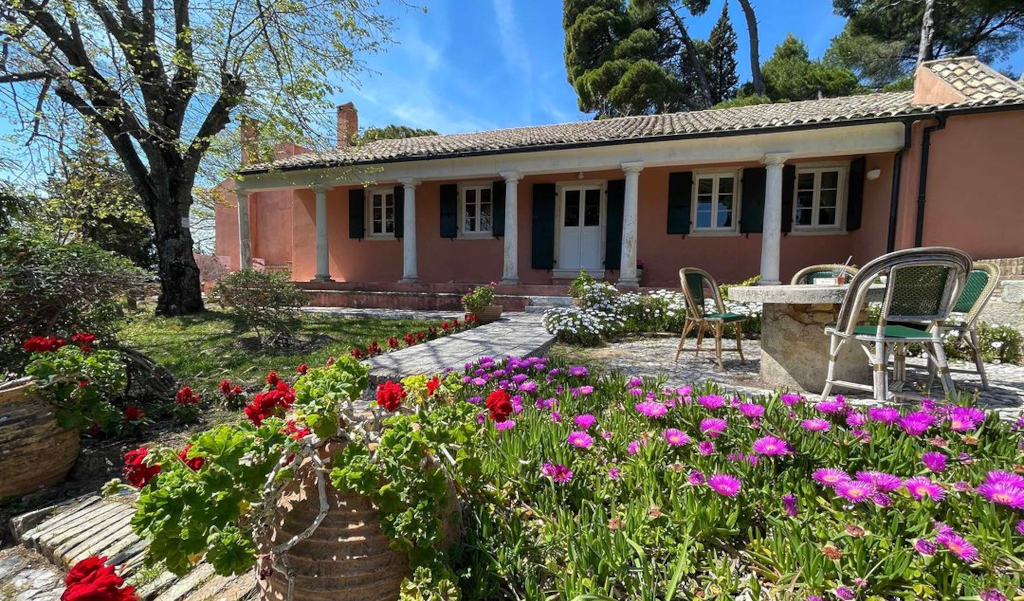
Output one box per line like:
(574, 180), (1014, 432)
(119, 307), (438, 391)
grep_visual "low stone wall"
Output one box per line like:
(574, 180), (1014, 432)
(977, 257), (1024, 333)
(302, 289), (530, 312)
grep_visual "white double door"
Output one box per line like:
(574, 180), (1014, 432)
(557, 184), (605, 273)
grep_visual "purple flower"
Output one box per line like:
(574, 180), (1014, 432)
(662, 428), (690, 446)
(921, 451), (947, 472)
(536, 397), (555, 410)
(601, 430), (613, 440)
(913, 538), (937, 556)
(782, 493), (798, 516)
(467, 395), (483, 404)
(855, 471), (902, 492)
(608, 467), (621, 480)
(1016, 520), (1024, 537)
(815, 398), (844, 414)
(953, 480), (973, 492)
(573, 414), (597, 429)
(802, 418), (831, 432)
(511, 373), (528, 385)
(495, 420), (516, 431)
(947, 406), (986, 431)
(520, 381), (539, 394)
(700, 417), (727, 437)
(868, 407), (900, 424)
(550, 411), (561, 423)
(813, 468), (850, 487)
(977, 482), (1024, 509)
(899, 411), (935, 436)
(835, 480), (875, 503)
(635, 401), (668, 418)
(707, 474), (742, 497)
(846, 412), (866, 428)
(697, 441), (715, 455)
(781, 393), (803, 406)
(627, 439), (647, 455)
(935, 531), (978, 563)
(834, 586), (855, 601)
(471, 377), (487, 386)
(541, 462), (573, 483)
(983, 470), (1024, 489)
(567, 431), (594, 449)
(688, 470), (705, 485)
(904, 476), (945, 501)
(511, 395), (524, 414)
(738, 403), (765, 418)
(698, 394), (726, 410)
(568, 366), (589, 378)
(752, 435), (791, 456)
(980, 590), (1007, 601)
(871, 492), (893, 507)
(577, 385), (594, 396)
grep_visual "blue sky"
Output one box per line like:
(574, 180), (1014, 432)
(335, 0), (1024, 135)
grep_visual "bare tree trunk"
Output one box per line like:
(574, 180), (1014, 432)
(737, 0), (766, 97)
(917, 0), (937, 67)
(667, 7), (712, 109)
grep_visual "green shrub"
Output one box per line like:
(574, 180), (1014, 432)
(0, 232), (146, 368)
(213, 270), (307, 343)
(461, 282), (497, 311)
(945, 322), (1022, 365)
(25, 344), (127, 430)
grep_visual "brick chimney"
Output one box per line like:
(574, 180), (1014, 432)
(336, 102), (358, 148)
(239, 116), (258, 166)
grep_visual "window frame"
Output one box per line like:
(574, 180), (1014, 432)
(365, 187), (396, 239)
(791, 164), (848, 233)
(457, 182), (495, 238)
(691, 170), (742, 235)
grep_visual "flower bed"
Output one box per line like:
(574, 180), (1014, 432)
(347, 314), (479, 359)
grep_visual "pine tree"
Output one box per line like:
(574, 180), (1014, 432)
(705, 3), (739, 104)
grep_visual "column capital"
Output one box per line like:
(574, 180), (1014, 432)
(310, 183), (330, 194)
(761, 152), (791, 166)
(397, 178), (419, 188)
(234, 188), (251, 199)
(500, 171), (522, 182)
(621, 161), (645, 174)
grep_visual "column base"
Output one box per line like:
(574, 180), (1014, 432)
(617, 278), (640, 288)
(312, 275), (334, 283)
(758, 279), (782, 286)
(398, 277), (420, 284)
(499, 277), (519, 285)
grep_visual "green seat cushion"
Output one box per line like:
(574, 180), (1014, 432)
(853, 324), (931, 339)
(706, 312), (745, 323)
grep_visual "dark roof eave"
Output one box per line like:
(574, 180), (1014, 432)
(236, 102), (1024, 177)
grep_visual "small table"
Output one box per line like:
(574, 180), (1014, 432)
(729, 284), (884, 394)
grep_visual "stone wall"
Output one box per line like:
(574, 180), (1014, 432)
(977, 258), (1024, 332)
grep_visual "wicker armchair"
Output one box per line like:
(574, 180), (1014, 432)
(791, 264), (859, 285)
(820, 247), (971, 402)
(674, 268), (747, 369)
(930, 263), (1001, 389)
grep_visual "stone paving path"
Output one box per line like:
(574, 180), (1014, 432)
(365, 313), (554, 384)
(554, 336), (1024, 421)
(300, 306), (462, 321)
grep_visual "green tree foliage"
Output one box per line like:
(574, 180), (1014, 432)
(760, 35), (861, 101)
(32, 132), (157, 269)
(703, 3), (740, 105)
(830, 0), (1024, 86)
(358, 125), (439, 144)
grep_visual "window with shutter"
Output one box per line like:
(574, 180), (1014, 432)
(531, 183), (556, 270)
(667, 172), (692, 235)
(348, 188), (365, 239)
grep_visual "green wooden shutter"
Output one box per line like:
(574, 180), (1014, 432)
(439, 184), (458, 239)
(739, 167), (766, 234)
(393, 185), (404, 239)
(667, 172), (692, 235)
(492, 180), (506, 237)
(846, 157), (866, 232)
(605, 179), (625, 269)
(348, 188), (365, 239)
(780, 164), (796, 233)
(531, 183), (556, 270)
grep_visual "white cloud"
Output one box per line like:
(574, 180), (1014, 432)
(491, 0), (533, 86)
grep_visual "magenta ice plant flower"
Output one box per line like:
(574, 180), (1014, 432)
(541, 462), (573, 483)
(835, 480), (875, 503)
(947, 406), (986, 431)
(782, 493), (798, 516)
(815, 398), (844, 414)
(635, 400), (668, 418)
(495, 420), (516, 431)
(977, 481), (1024, 509)
(935, 531), (979, 563)
(662, 428), (690, 446)
(983, 470), (1024, 489)
(1016, 520), (1024, 537)
(868, 407), (900, 424)
(567, 431), (594, 449)
(913, 538), (937, 556)
(921, 451), (947, 472)
(856, 471), (902, 492)
(899, 411), (936, 436)
(813, 468), (850, 487)
(700, 418), (727, 437)
(697, 441), (715, 455)
(573, 414), (597, 429)
(751, 435), (791, 456)
(738, 403), (765, 418)
(834, 586), (855, 601)
(688, 470), (705, 485)
(801, 418), (831, 432)
(780, 393), (802, 406)
(707, 474), (742, 497)
(698, 394), (726, 410)
(904, 476), (945, 501)
(980, 590), (1008, 601)
(550, 411), (562, 423)
(608, 467), (621, 481)
(627, 439), (647, 455)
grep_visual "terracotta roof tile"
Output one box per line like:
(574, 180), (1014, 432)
(922, 56), (1024, 102)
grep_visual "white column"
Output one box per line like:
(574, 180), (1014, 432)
(759, 153), (790, 286)
(500, 171), (521, 284)
(312, 185), (332, 281)
(617, 162), (644, 287)
(236, 189), (252, 270)
(399, 179), (418, 283)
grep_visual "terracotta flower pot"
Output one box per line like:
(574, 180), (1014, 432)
(467, 305), (503, 324)
(259, 443), (460, 601)
(0, 379), (80, 500)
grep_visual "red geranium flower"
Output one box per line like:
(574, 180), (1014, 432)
(426, 376), (442, 397)
(486, 389), (513, 423)
(367, 341), (382, 357)
(404, 333), (416, 347)
(219, 379), (232, 395)
(243, 381), (295, 426)
(441, 321), (451, 332)
(175, 386), (200, 406)
(325, 356), (336, 367)
(296, 363), (308, 374)
(266, 371), (280, 387)
(387, 336), (400, 349)
(177, 444), (205, 471)
(350, 347), (364, 359)
(376, 381), (405, 412)
(70, 332), (97, 352)
(123, 447), (160, 488)
(281, 419), (311, 441)
(123, 406), (146, 422)
(62, 556), (137, 601)
(452, 318), (461, 329)
(23, 335), (67, 353)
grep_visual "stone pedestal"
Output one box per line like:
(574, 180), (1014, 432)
(760, 303), (870, 394)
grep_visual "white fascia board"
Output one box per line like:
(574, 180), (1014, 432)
(235, 122), (905, 192)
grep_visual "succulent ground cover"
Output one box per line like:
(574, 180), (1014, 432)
(448, 356), (1024, 600)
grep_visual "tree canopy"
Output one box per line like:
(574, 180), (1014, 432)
(761, 35), (861, 101)
(358, 125), (439, 144)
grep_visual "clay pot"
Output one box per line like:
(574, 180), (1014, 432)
(467, 305), (503, 324)
(0, 379), (80, 500)
(259, 444), (460, 601)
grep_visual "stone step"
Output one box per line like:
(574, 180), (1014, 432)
(525, 296), (573, 313)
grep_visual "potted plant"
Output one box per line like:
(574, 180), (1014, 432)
(124, 358), (475, 601)
(462, 281), (502, 323)
(1, 334), (126, 500)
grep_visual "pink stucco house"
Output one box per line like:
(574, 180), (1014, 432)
(215, 57), (1024, 310)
